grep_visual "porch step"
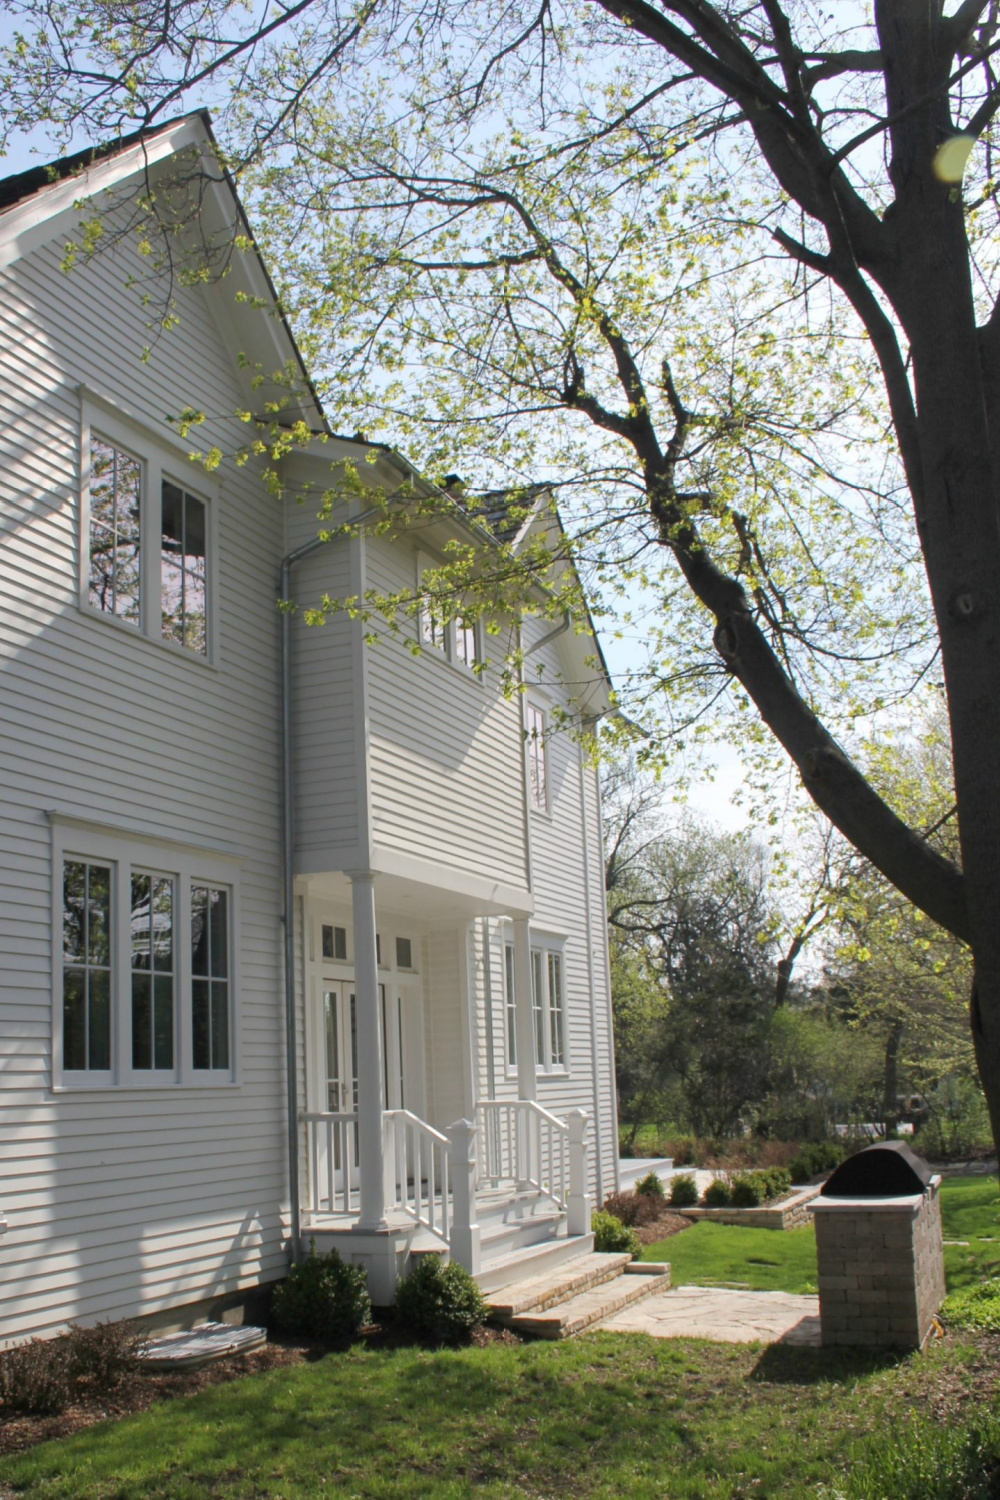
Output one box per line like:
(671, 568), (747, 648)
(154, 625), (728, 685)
(479, 1206), (566, 1259)
(474, 1233), (594, 1293)
(506, 1264), (671, 1340)
(485, 1252), (631, 1320)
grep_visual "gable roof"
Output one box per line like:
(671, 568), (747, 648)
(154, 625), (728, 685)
(0, 115), (615, 717)
(0, 111), (328, 431)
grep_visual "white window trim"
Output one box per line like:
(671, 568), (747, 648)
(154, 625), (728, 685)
(415, 552), (483, 678)
(501, 925), (569, 1077)
(79, 391), (220, 668)
(526, 700), (550, 815)
(50, 814), (241, 1090)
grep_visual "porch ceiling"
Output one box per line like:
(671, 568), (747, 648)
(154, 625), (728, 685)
(300, 851), (533, 923)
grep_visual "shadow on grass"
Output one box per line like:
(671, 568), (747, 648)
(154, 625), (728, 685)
(750, 1340), (906, 1386)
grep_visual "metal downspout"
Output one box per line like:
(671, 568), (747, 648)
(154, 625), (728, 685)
(280, 507), (381, 1262)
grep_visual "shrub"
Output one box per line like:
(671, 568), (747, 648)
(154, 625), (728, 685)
(757, 1167), (792, 1201)
(667, 1173), (699, 1208)
(601, 1191), (665, 1228)
(788, 1141), (844, 1183)
(591, 1210), (641, 1258)
(0, 1337), (73, 1416)
(394, 1256), (486, 1345)
(634, 1171), (665, 1199)
(270, 1244), (370, 1342)
(940, 1277), (1000, 1334)
(67, 1320), (142, 1391)
(730, 1174), (764, 1208)
(701, 1179), (732, 1208)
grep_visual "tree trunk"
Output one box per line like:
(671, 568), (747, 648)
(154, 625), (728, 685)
(881, 1018), (903, 1133)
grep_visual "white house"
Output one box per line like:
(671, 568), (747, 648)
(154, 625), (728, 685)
(0, 111), (619, 1338)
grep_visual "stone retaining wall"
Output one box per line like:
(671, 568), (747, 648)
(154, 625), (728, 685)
(679, 1185), (820, 1230)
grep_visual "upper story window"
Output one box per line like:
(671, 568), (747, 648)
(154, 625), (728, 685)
(53, 817), (239, 1088)
(88, 438), (142, 625)
(527, 704), (548, 810)
(82, 398), (216, 662)
(416, 555), (481, 673)
(161, 481), (208, 655)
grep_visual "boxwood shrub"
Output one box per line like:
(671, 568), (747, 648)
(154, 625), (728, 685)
(634, 1171), (665, 1199)
(270, 1243), (371, 1342)
(394, 1255), (487, 1345)
(701, 1179), (732, 1208)
(591, 1210), (641, 1258)
(667, 1172), (699, 1208)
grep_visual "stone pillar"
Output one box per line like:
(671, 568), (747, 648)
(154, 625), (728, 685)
(511, 917), (536, 1102)
(566, 1108), (592, 1236)
(809, 1179), (946, 1348)
(448, 1119), (482, 1274)
(350, 872), (387, 1231)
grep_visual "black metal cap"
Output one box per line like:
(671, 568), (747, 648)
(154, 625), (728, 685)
(821, 1140), (935, 1198)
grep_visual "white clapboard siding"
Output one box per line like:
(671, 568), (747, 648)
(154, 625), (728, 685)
(290, 540), (363, 860)
(363, 533), (528, 889)
(0, 196), (292, 1338)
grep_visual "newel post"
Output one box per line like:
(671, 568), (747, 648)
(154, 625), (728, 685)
(567, 1108), (591, 1238)
(448, 1119), (482, 1275)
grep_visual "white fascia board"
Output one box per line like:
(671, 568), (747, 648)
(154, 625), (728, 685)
(0, 116), (207, 272)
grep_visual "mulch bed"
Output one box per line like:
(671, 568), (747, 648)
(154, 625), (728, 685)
(634, 1211), (693, 1247)
(0, 1323), (522, 1458)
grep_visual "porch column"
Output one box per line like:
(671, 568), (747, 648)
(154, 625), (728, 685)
(512, 917), (537, 1103)
(351, 872), (387, 1230)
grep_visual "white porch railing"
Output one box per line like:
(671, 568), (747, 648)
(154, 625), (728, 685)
(383, 1108), (451, 1244)
(476, 1099), (569, 1210)
(302, 1111), (359, 1216)
(302, 1102), (590, 1274)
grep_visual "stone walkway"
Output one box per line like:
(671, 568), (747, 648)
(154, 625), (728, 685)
(600, 1284), (822, 1347)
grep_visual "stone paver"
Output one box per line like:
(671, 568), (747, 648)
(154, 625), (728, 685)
(599, 1284), (821, 1347)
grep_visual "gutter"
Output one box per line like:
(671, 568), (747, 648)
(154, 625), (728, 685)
(279, 505), (382, 1261)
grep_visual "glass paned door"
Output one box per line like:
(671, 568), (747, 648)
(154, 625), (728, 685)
(321, 982), (359, 1192)
(324, 982), (358, 1115)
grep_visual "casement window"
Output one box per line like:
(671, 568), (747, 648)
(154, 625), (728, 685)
(502, 931), (567, 1075)
(527, 704), (548, 811)
(504, 941), (517, 1068)
(52, 818), (239, 1088)
(416, 556), (481, 672)
(81, 397), (216, 661)
(161, 481), (208, 654)
(88, 438), (142, 625)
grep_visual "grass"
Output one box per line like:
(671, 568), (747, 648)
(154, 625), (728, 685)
(0, 1332), (990, 1499)
(641, 1174), (1000, 1295)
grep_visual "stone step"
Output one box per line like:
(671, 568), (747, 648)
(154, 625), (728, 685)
(486, 1252), (632, 1320)
(507, 1264), (671, 1339)
(475, 1233), (594, 1293)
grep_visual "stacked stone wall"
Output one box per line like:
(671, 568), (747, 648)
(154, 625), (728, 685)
(812, 1184), (944, 1348)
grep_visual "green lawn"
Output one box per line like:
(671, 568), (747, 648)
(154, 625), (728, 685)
(642, 1173), (1000, 1294)
(0, 1332), (988, 1499)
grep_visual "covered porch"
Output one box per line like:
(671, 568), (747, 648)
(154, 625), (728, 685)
(293, 864), (592, 1301)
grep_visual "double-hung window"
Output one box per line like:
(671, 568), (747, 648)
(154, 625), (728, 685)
(53, 817), (239, 1088)
(81, 396), (216, 661)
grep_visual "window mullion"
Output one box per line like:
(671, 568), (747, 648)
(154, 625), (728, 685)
(177, 870), (193, 1085)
